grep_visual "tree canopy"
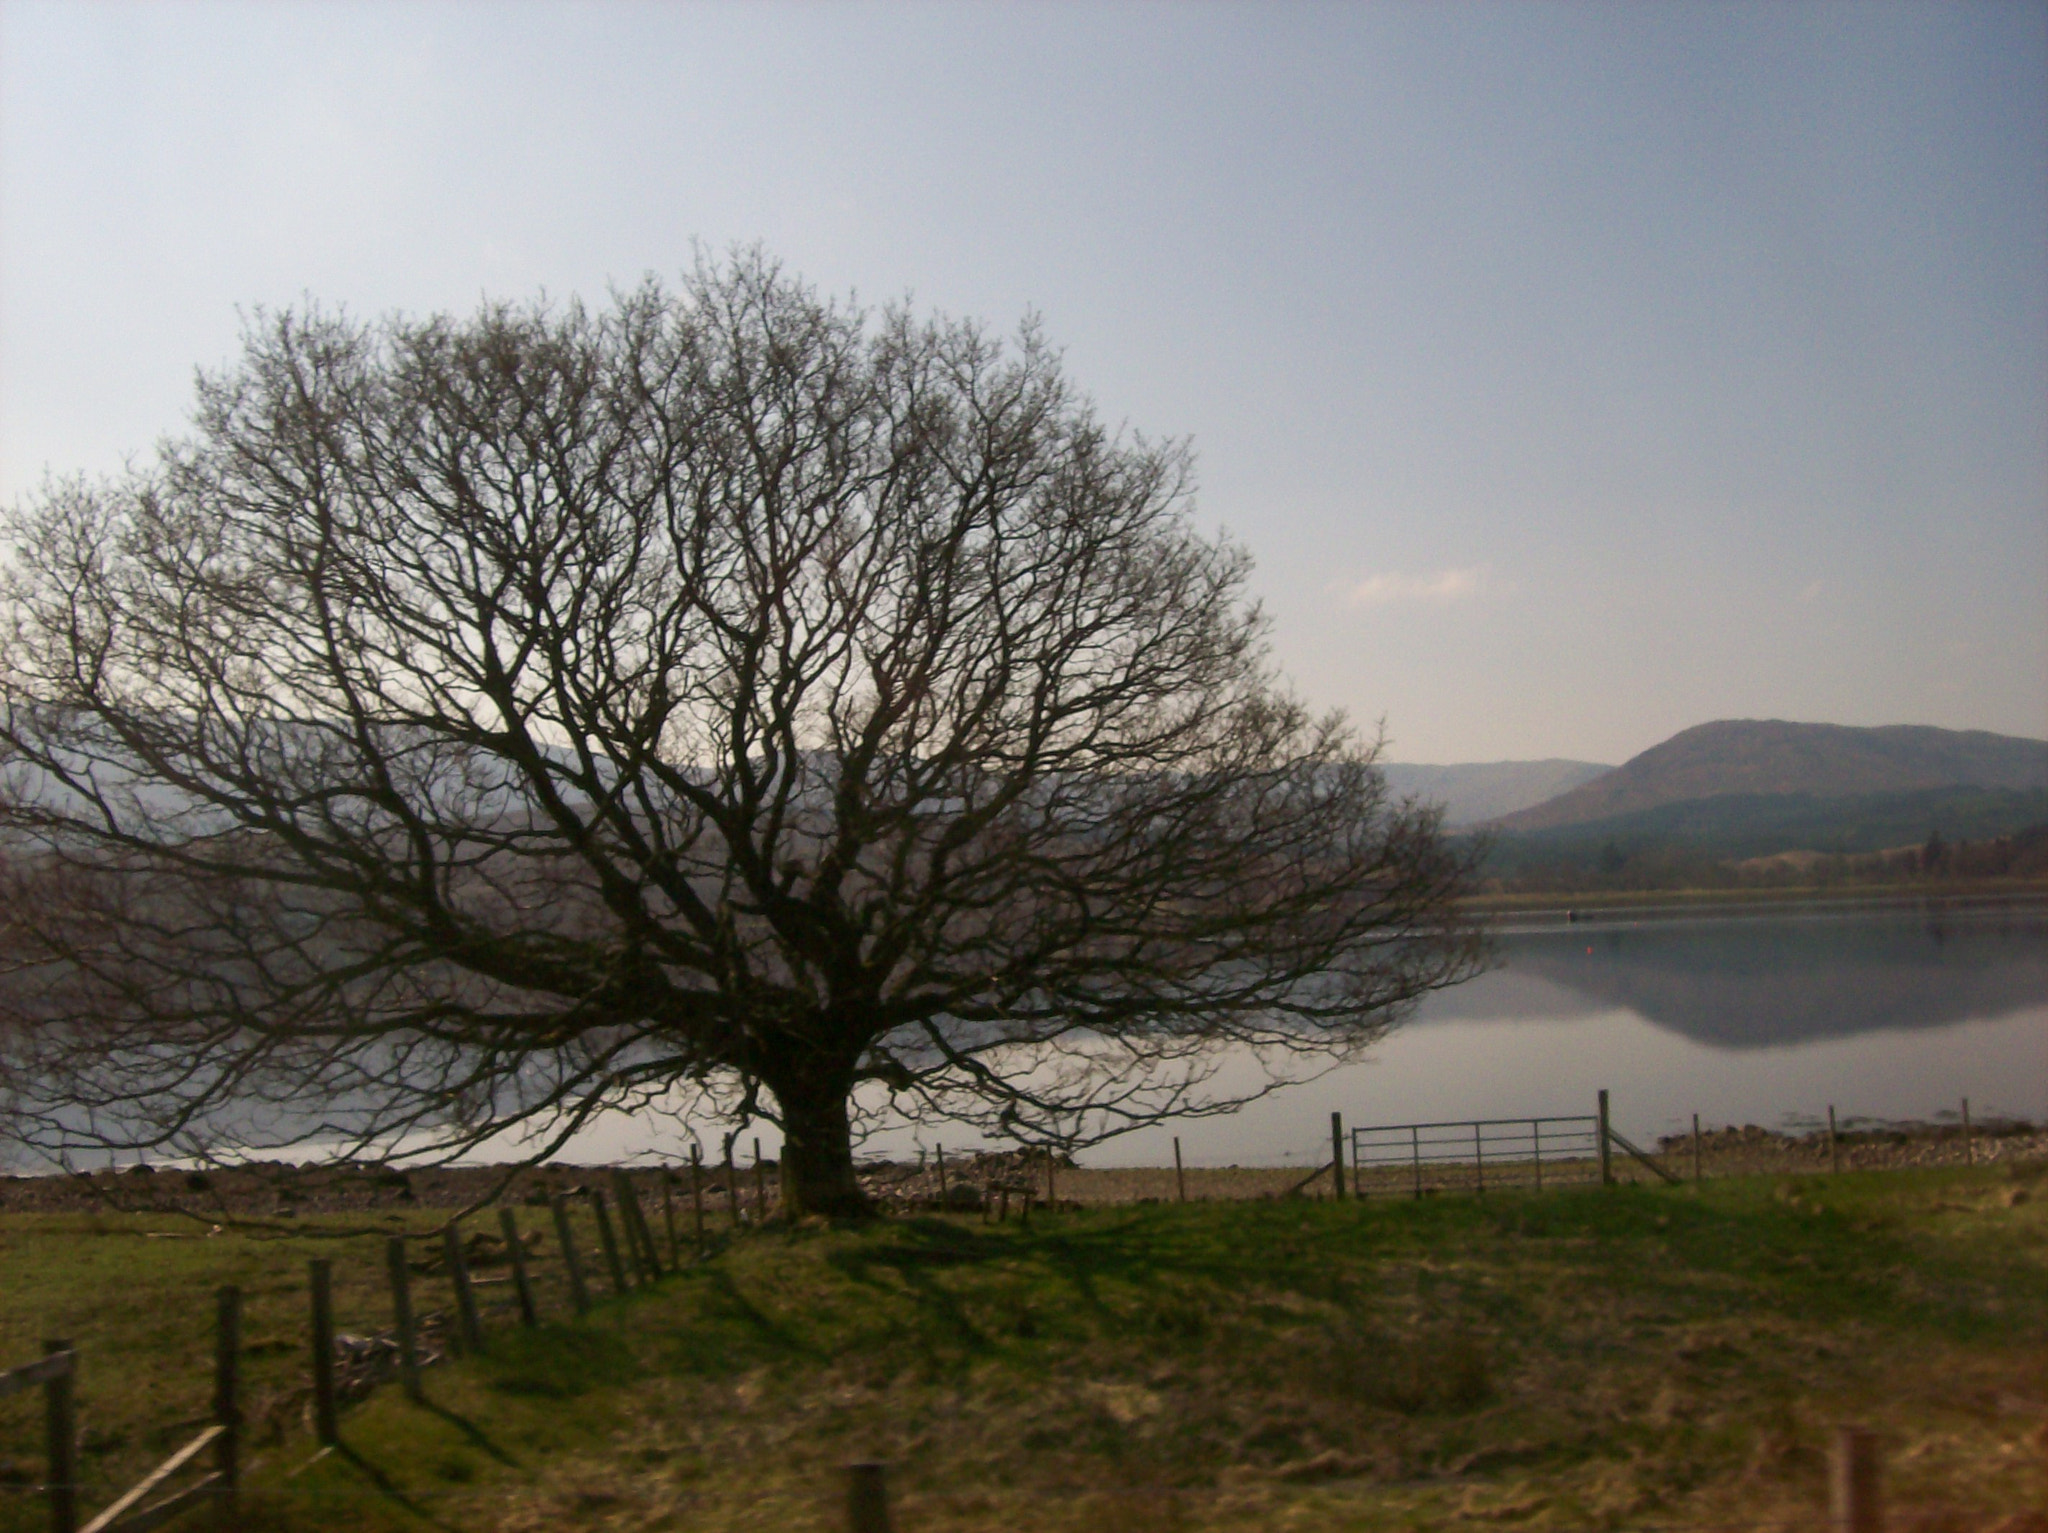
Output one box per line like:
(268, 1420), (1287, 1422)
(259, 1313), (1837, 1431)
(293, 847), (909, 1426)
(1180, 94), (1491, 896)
(0, 254), (1482, 1214)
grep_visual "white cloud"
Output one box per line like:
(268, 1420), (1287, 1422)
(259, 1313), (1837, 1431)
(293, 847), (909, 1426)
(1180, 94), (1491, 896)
(1339, 567), (1492, 606)
(1799, 580), (1824, 602)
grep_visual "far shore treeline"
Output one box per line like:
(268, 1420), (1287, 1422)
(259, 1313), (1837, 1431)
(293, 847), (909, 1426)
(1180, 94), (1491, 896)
(1422, 719), (2048, 897)
(1473, 789), (2048, 896)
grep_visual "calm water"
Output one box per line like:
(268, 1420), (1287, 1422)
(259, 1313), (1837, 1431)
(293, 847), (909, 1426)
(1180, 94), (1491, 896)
(21, 898), (2045, 1173)
(1087, 897), (2048, 1168)
(536, 896), (2048, 1171)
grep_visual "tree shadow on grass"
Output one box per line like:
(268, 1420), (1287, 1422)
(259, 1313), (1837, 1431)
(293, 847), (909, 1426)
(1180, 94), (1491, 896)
(680, 1263), (816, 1365)
(330, 1441), (465, 1531)
(823, 1225), (1000, 1357)
(822, 1211), (1273, 1350)
(479, 1322), (644, 1401)
(1020, 1210), (1291, 1313)
(415, 1400), (519, 1467)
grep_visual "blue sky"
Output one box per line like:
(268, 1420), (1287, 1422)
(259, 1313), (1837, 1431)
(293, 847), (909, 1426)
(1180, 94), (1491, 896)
(2, 0), (2042, 763)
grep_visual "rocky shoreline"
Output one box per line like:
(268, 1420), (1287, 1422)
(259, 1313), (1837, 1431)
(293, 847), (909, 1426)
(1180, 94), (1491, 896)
(0, 1119), (2036, 1219)
(1651, 1117), (2046, 1175)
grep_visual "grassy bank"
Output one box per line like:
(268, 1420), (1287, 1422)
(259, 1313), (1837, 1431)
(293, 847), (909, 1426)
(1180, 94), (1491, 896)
(3, 1164), (2044, 1531)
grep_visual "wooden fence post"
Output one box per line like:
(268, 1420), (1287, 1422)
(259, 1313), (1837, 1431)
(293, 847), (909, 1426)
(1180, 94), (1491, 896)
(1045, 1148), (1057, 1211)
(1472, 1121), (1484, 1196)
(725, 1146), (741, 1227)
(935, 1145), (949, 1209)
(845, 1460), (892, 1533)
(1330, 1112), (1346, 1200)
(44, 1339), (77, 1533)
(1691, 1113), (1701, 1185)
(626, 1174), (664, 1277)
(551, 1194), (591, 1316)
(1830, 1426), (1881, 1533)
(1828, 1105), (1841, 1174)
(609, 1172), (654, 1285)
(1961, 1097), (1973, 1165)
(444, 1222), (485, 1353)
(629, 1170), (665, 1278)
(663, 1172), (680, 1269)
(386, 1237), (423, 1400)
(690, 1145), (706, 1254)
(754, 1139), (768, 1223)
(1173, 1137), (1186, 1204)
(1597, 1090), (1614, 1187)
(1533, 1119), (1544, 1192)
(500, 1208), (538, 1327)
(214, 1286), (241, 1515)
(309, 1260), (339, 1445)
(591, 1190), (631, 1296)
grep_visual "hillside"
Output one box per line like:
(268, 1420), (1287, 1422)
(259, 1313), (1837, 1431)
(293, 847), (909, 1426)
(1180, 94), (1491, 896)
(1494, 720), (2048, 833)
(1488, 785), (2048, 865)
(1379, 758), (1611, 826)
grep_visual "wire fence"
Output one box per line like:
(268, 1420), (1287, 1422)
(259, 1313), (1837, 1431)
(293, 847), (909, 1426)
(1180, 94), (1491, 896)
(0, 1176), (693, 1533)
(2, 1096), (2029, 1531)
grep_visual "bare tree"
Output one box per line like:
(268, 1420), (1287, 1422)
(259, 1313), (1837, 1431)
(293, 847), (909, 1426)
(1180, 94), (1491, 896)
(0, 253), (1483, 1215)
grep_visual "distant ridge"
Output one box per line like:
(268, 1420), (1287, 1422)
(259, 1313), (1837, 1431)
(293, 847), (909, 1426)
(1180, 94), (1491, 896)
(1493, 720), (2048, 833)
(1379, 759), (1612, 827)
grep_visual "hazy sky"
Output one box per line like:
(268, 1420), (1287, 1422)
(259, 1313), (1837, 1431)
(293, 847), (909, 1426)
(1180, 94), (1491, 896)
(3, 1), (2042, 764)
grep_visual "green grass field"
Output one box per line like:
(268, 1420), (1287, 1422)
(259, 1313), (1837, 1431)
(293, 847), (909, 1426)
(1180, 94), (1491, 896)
(3, 1164), (2044, 1531)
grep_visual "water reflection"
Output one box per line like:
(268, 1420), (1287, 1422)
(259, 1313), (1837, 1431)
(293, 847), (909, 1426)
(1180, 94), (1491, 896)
(1426, 904), (2048, 1050)
(1088, 902), (2048, 1166)
(16, 902), (2041, 1173)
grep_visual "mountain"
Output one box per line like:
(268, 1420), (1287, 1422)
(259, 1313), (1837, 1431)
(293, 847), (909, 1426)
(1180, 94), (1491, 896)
(1378, 759), (1612, 828)
(1493, 721), (2048, 833)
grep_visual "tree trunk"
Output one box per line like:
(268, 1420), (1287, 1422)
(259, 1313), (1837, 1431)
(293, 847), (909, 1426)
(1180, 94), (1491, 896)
(772, 1071), (871, 1220)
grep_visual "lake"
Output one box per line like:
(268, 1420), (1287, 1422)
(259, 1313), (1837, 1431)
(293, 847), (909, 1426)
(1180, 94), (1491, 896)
(1085, 895), (2048, 1169)
(15, 896), (2043, 1175)
(527, 894), (2046, 1172)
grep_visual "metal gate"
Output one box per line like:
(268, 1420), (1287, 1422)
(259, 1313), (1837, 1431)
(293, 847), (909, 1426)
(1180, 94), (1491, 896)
(1349, 1115), (1603, 1198)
